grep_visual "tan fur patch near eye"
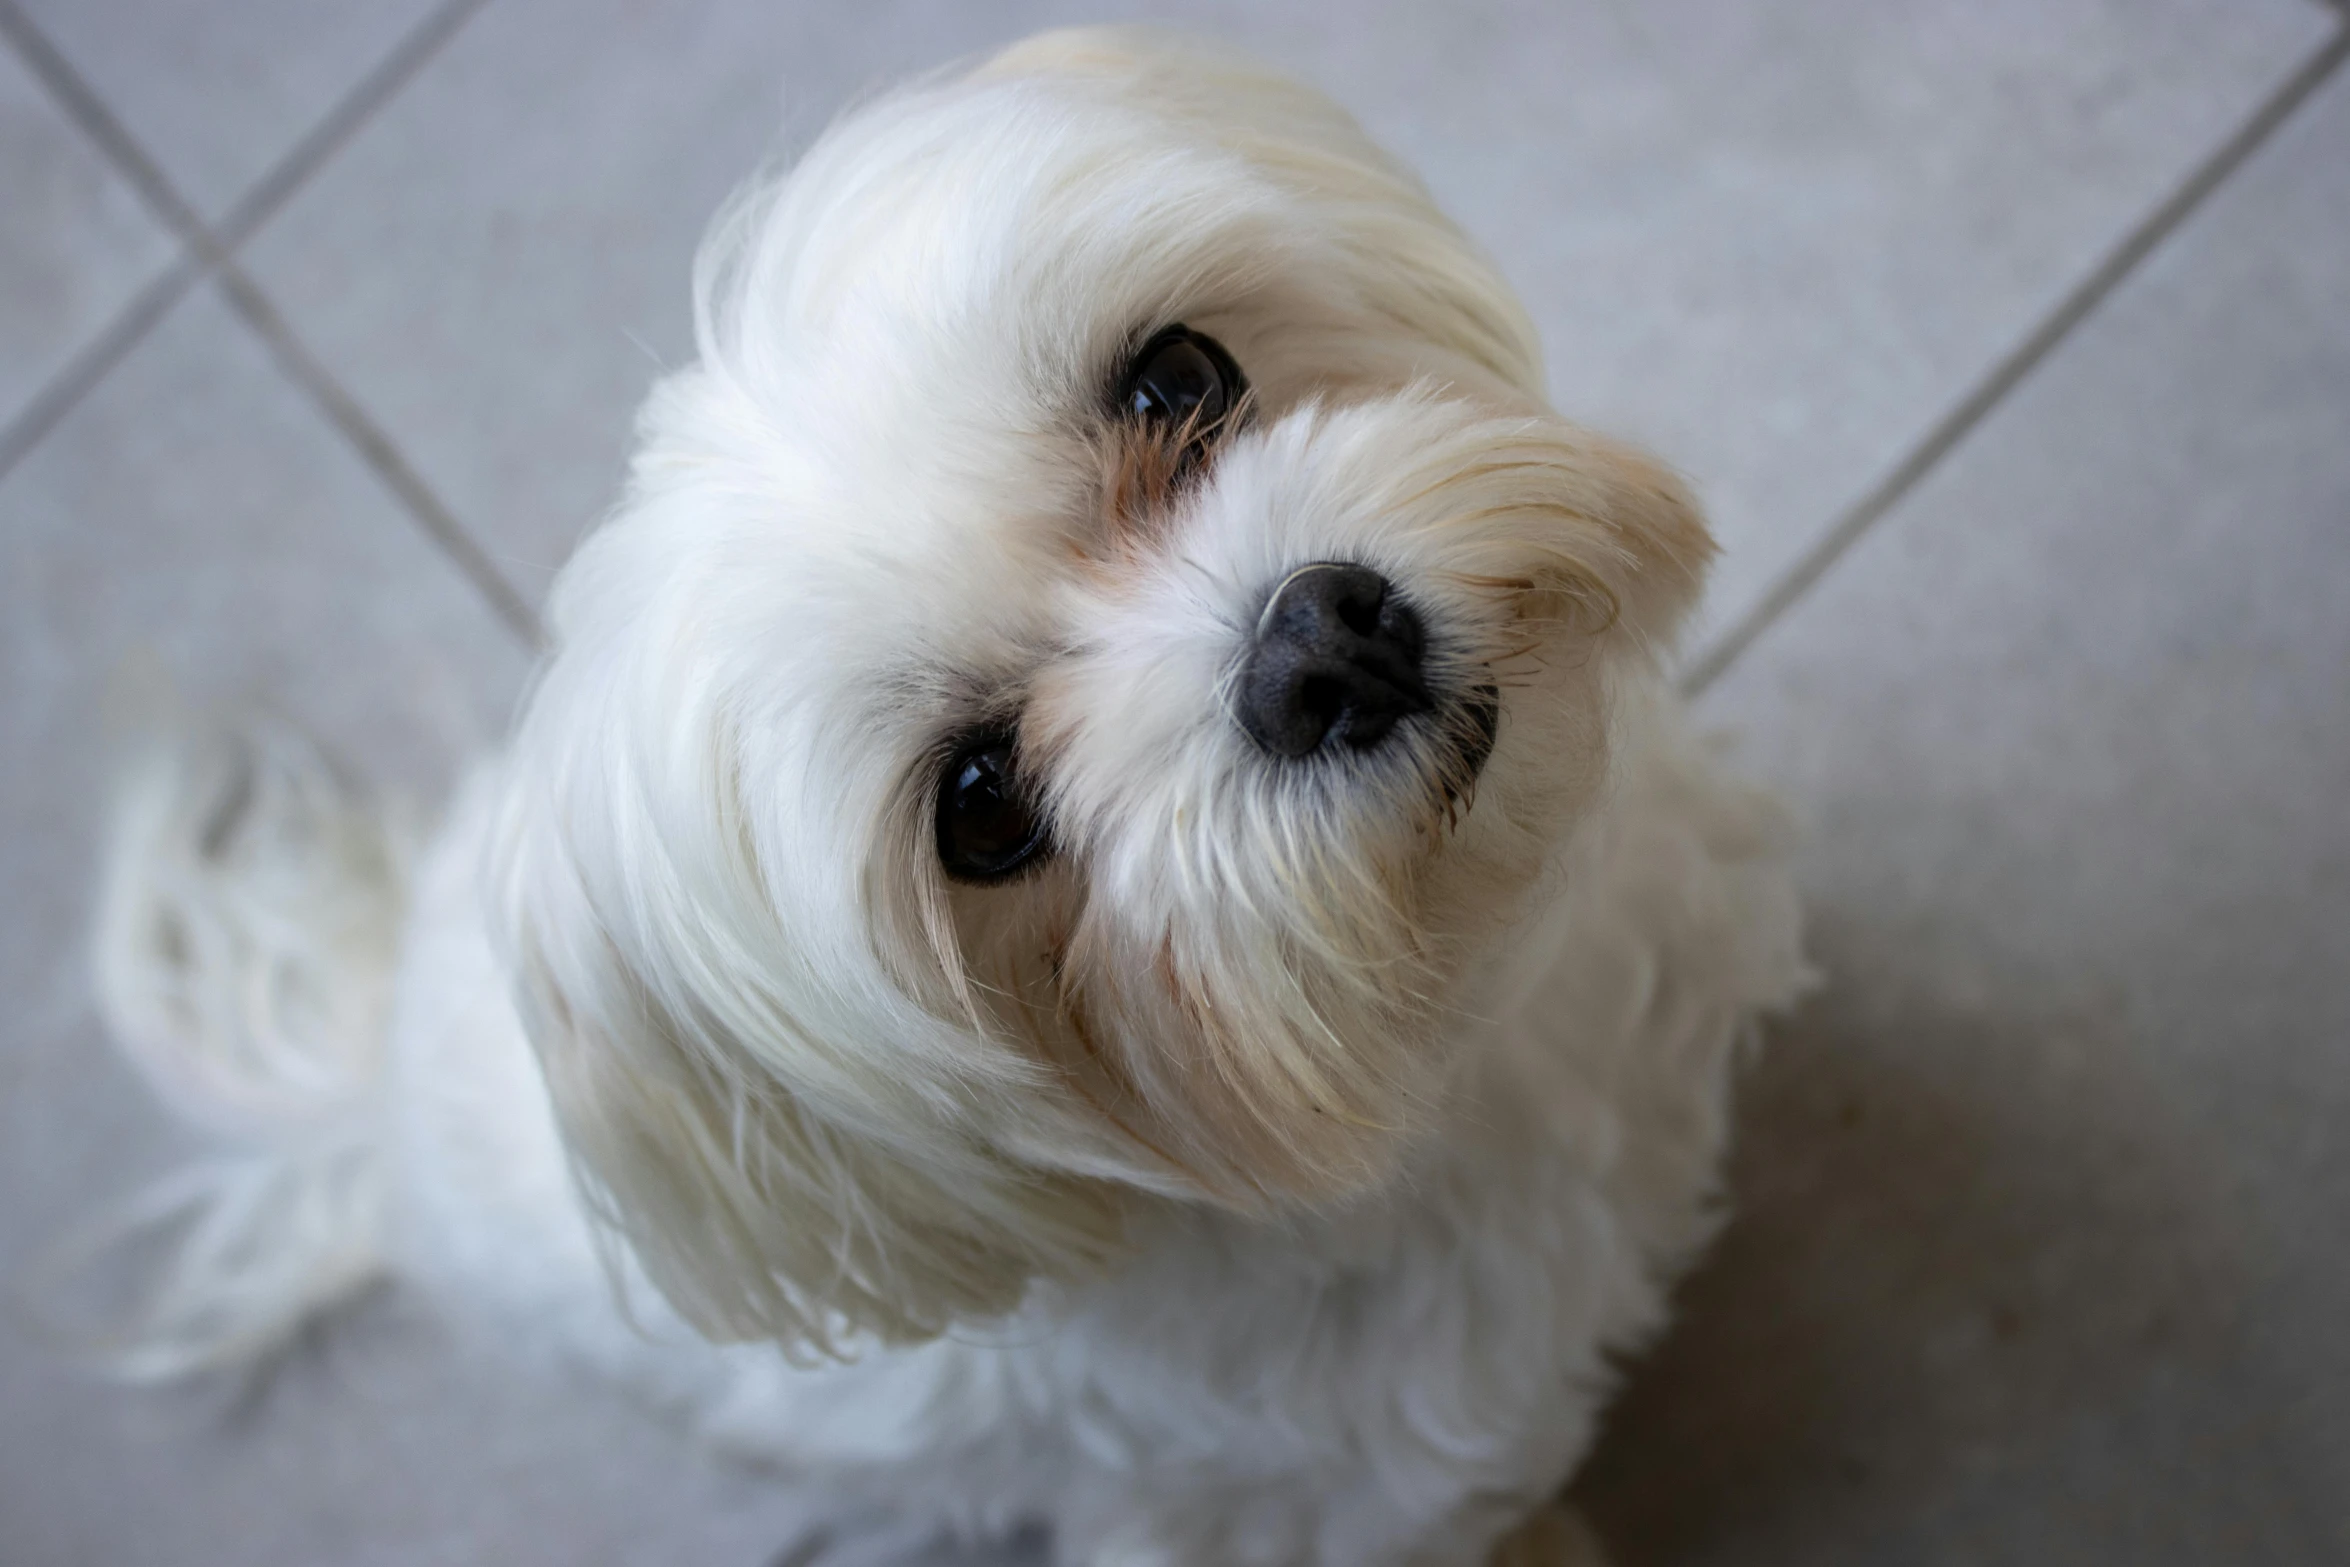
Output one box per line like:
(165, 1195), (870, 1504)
(1090, 390), (1256, 556)
(1102, 425), (1185, 536)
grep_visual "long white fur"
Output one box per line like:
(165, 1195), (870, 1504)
(80, 28), (1807, 1566)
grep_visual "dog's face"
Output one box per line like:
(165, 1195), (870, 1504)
(492, 28), (1712, 1349)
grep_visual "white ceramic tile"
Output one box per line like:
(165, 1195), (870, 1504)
(1579, 63), (2350, 1567)
(0, 34), (177, 436)
(0, 285), (641, 1567)
(15, 0), (445, 220)
(240, 0), (2334, 637)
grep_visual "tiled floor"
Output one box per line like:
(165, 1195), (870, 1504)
(1, 3), (2344, 1564)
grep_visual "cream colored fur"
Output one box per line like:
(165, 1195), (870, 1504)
(80, 28), (1806, 1566)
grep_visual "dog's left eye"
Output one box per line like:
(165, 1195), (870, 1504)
(935, 731), (1050, 884)
(1118, 325), (1245, 436)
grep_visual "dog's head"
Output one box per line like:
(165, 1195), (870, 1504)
(491, 28), (1711, 1350)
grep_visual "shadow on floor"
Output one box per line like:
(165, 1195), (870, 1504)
(1572, 909), (2277, 1566)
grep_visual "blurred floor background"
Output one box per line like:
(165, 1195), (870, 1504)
(3, 2), (2346, 1563)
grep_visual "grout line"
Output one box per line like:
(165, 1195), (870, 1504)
(0, 0), (537, 645)
(212, 267), (542, 642)
(1679, 20), (2350, 699)
(213, 0), (492, 251)
(0, 250), (207, 478)
(0, 0), (209, 246)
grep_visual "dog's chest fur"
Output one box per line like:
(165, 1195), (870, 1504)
(382, 694), (1801, 1564)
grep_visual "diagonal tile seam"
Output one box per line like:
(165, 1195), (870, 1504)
(0, 0), (538, 647)
(0, 0), (480, 473)
(1679, 17), (2350, 700)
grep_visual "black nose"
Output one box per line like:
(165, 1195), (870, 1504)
(1235, 563), (1433, 758)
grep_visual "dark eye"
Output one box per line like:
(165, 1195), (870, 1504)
(1118, 325), (1246, 437)
(935, 730), (1050, 883)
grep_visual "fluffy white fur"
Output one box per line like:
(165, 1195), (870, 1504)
(81, 29), (1806, 1566)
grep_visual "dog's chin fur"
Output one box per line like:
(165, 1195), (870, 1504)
(76, 27), (1807, 1566)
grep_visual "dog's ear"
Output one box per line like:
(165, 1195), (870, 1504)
(487, 675), (1125, 1353)
(1538, 426), (1716, 652)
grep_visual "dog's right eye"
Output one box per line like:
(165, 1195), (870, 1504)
(935, 731), (1049, 883)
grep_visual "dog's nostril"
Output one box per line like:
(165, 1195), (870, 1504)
(1333, 590), (1382, 640)
(1236, 563), (1434, 758)
(1296, 673), (1346, 732)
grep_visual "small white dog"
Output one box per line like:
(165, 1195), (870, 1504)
(82, 28), (1805, 1566)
